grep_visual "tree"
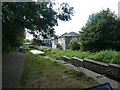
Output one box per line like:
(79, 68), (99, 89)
(32, 39), (44, 46)
(2, 2), (74, 53)
(80, 8), (120, 51)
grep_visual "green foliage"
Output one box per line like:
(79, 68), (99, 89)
(46, 49), (120, 64)
(69, 38), (80, 50)
(46, 49), (90, 60)
(2, 2), (74, 53)
(80, 8), (120, 51)
(88, 50), (120, 64)
(32, 39), (44, 46)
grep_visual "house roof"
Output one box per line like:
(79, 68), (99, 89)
(59, 32), (79, 38)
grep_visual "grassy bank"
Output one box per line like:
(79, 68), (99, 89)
(20, 52), (98, 88)
(88, 50), (120, 64)
(49, 49), (120, 64)
(37, 46), (120, 64)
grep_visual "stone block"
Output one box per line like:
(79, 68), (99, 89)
(71, 57), (83, 67)
(62, 56), (71, 63)
(83, 59), (109, 75)
(108, 64), (120, 82)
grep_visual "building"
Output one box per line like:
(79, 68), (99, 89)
(51, 38), (58, 49)
(43, 39), (52, 48)
(52, 32), (80, 50)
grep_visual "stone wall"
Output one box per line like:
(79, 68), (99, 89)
(107, 64), (120, 82)
(62, 56), (120, 82)
(83, 59), (109, 75)
(62, 56), (71, 62)
(71, 57), (83, 67)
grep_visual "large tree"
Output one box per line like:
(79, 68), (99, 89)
(80, 8), (120, 51)
(2, 2), (74, 53)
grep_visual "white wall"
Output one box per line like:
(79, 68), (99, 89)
(51, 41), (54, 48)
(58, 38), (66, 50)
(52, 39), (58, 49)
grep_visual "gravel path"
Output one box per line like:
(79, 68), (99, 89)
(2, 52), (25, 88)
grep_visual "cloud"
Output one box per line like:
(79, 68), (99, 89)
(55, 0), (119, 36)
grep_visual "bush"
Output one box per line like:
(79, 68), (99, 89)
(88, 50), (120, 64)
(80, 9), (120, 52)
(69, 39), (80, 50)
(46, 49), (120, 64)
(56, 44), (63, 50)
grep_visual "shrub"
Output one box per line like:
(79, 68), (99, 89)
(47, 49), (120, 64)
(88, 50), (120, 64)
(69, 39), (80, 50)
(80, 9), (120, 52)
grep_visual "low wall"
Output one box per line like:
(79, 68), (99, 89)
(71, 57), (83, 67)
(62, 56), (72, 63)
(62, 56), (120, 82)
(108, 64), (120, 82)
(83, 59), (109, 75)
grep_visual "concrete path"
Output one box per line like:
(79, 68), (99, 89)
(42, 55), (120, 89)
(64, 63), (120, 89)
(2, 53), (25, 88)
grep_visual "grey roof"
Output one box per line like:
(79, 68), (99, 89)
(59, 32), (79, 38)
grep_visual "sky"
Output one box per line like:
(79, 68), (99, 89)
(26, 0), (120, 40)
(54, 0), (120, 36)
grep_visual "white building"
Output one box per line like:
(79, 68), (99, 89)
(52, 32), (80, 50)
(51, 39), (58, 49)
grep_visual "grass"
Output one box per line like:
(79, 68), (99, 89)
(20, 51), (98, 88)
(46, 49), (90, 60)
(88, 50), (120, 64)
(40, 47), (120, 64)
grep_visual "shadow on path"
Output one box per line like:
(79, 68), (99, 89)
(2, 53), (25, 88)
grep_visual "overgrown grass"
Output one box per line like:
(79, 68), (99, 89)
(45, 49), (90, 60)
(41, 47), (120, 64)
(20, 52), (98, 88)
(88, 50), (120, 64)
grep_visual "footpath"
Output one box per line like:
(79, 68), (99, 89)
(2, 52), (25, 88)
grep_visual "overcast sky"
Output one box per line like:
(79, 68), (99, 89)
(26, 0), (120, 40)
(54, 0), (120, 36)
